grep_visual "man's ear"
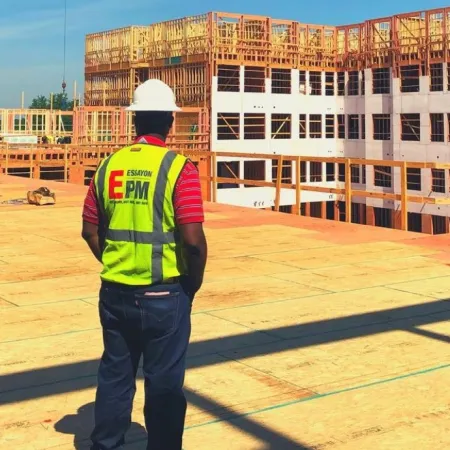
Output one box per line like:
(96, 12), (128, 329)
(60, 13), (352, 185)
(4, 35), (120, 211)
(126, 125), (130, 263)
(133, 113), (140, 136)
(166, 114), (175, 135)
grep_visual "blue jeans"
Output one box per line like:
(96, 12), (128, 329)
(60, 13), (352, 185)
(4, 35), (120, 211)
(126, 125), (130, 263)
(91, 281), (192, 450)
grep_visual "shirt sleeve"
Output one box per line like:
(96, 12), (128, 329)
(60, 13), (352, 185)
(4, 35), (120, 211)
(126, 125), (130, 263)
(174, 161), (205, 225)
(82, 178), (100, 225)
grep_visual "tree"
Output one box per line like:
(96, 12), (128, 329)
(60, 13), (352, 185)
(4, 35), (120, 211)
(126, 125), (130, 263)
(29, 92), (75, 134)
(29, 93), (74, 111)
(51, 93), (74, 111)
(30, 95), (50, 109)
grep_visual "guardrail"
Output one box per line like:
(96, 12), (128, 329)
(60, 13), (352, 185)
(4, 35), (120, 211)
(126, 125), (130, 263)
(1, 145), (450, 231)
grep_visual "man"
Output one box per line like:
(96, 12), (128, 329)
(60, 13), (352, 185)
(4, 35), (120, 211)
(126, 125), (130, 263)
(81, 79), (208, 450)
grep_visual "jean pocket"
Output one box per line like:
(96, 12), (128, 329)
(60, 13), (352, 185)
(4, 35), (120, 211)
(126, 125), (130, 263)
(98, 298), (116, 327)
(135, 291), (180, 337)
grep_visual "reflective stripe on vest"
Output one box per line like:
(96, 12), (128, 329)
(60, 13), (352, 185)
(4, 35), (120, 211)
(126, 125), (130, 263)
(94, 145), (187, 285)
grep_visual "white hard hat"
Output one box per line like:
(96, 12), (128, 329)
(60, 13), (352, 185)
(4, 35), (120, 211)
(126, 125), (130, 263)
(126, 79), (181, 112)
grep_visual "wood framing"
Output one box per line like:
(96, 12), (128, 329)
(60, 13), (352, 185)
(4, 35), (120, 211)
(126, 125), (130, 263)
(0, 109), (73, 139)
(84, 7), (450, 107)
(2, 147), (450, 221)
(71, 106), (209, 149)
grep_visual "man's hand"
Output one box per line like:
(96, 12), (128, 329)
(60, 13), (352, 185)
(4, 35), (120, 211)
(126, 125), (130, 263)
(178, 222), (207, 295)
(81, 220), (102, 263)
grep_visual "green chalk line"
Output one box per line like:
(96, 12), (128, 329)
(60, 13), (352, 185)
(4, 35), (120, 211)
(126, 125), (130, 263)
(185, 362), (450, 431)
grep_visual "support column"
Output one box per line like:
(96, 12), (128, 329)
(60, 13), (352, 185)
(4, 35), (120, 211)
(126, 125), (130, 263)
(393, 209), (402, 230)
(366, 206), (376, 226)
(422, 214), (433, 234)
(359, 203), (365, 225)
(400, 162), (408, 230)
(334, 202), (340, 221)
(345, 160), (352, 222)
(197, 157), (211, 201)
(33, 166), (40, 179)
(304, 202), (311, 217)
(68, 164), (85, 185)
(321, 201), (327, 219)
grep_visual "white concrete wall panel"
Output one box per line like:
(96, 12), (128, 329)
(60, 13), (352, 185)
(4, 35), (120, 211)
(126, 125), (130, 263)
(211, 66), (450, 217)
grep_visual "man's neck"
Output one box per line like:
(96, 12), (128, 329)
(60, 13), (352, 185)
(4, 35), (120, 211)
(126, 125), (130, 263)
(134, 134), (167, 148)
(138, 133), (166, 142)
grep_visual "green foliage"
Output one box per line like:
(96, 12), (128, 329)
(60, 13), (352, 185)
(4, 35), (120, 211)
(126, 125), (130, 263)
(30, 95), (49, 109)
(29, 93), (74, 111)
(28, 92), (75, 134)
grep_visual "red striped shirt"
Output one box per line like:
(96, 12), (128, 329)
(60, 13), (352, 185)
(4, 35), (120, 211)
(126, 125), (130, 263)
(82, 136), (204, 226)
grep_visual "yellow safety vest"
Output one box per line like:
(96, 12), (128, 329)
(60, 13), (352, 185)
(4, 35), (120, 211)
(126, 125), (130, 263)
(94, 143), (188, 285)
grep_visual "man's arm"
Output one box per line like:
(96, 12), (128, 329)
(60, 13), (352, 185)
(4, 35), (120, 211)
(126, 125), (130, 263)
(174, 161), (207, 294)
(179, 223), (207, 294)
(82, 220), (102, 263)
(81, 178), (103, 263)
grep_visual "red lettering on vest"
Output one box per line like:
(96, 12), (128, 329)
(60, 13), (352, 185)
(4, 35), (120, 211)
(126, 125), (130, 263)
(109, 170), (124, 199)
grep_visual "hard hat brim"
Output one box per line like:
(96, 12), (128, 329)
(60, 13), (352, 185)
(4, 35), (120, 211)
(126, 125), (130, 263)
(126, 104), (182, 112)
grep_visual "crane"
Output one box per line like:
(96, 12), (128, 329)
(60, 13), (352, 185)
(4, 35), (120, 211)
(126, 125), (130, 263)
(61, 0), (68, 109)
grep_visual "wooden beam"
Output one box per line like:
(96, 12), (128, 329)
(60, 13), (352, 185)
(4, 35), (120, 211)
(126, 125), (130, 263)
(2, 143), (450, 209)
(400, 161), (408, 231)
(294, 156), (301, 215)
(345, 159), (352, 223)
(64, 146), (69, 183)
(211, 152), (217, 203)
(215, 177), (274, 188)
(274, 155), (283, 212)
(209, 177), (450, 206)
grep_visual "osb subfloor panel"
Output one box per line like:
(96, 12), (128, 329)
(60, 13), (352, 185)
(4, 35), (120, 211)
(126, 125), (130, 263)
(2, 175), (450, 450)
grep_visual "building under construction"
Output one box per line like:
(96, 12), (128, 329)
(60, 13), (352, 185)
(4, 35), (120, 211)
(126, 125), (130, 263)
(4, 9), (450, 447)
(82, 9), (450, 234)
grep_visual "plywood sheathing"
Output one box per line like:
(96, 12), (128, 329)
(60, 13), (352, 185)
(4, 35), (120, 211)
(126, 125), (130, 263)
(1, 174), (450, 449)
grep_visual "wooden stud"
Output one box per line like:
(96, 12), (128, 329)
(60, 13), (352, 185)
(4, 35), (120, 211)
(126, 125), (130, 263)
(29, 145), (34, 178)
(293, 156), (302, 215)
(211, 152), (217, 203)
(274, 155), (283, 212)
(5, 143), (9, 175)
(400, 162), (408, 231)
(345, 159), (352, 223)
(64, 145), (69, 183)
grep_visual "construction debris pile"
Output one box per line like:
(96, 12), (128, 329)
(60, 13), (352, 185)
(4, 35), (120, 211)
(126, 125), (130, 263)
(27, 187), (56, 206)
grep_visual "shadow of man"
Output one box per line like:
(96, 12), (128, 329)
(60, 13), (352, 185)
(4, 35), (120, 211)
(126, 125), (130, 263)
(54, 402), (147, 449)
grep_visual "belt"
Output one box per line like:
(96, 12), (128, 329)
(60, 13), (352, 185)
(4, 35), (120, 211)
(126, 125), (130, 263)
(160, 276), (180, 285)
(102, 277), (180, 290)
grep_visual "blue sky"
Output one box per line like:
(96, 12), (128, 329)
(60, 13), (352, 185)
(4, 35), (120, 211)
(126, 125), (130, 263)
(0, 0), (445, 107)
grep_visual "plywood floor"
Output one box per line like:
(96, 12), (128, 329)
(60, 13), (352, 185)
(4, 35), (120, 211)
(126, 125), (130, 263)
(2, 175), (450, 449)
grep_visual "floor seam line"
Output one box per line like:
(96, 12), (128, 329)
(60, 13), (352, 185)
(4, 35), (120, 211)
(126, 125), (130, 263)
(385, 274), (450, 288)
(216, 352), (311, 392)
(0, 296), (19, 307)
(250, 250), (444, 272)
(192, 290), (335, 314)
(0, 327), (101, 345)
(203, 311), (283, 340)
(184, 363), (450, 431)
(384, 286), (442, 300)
